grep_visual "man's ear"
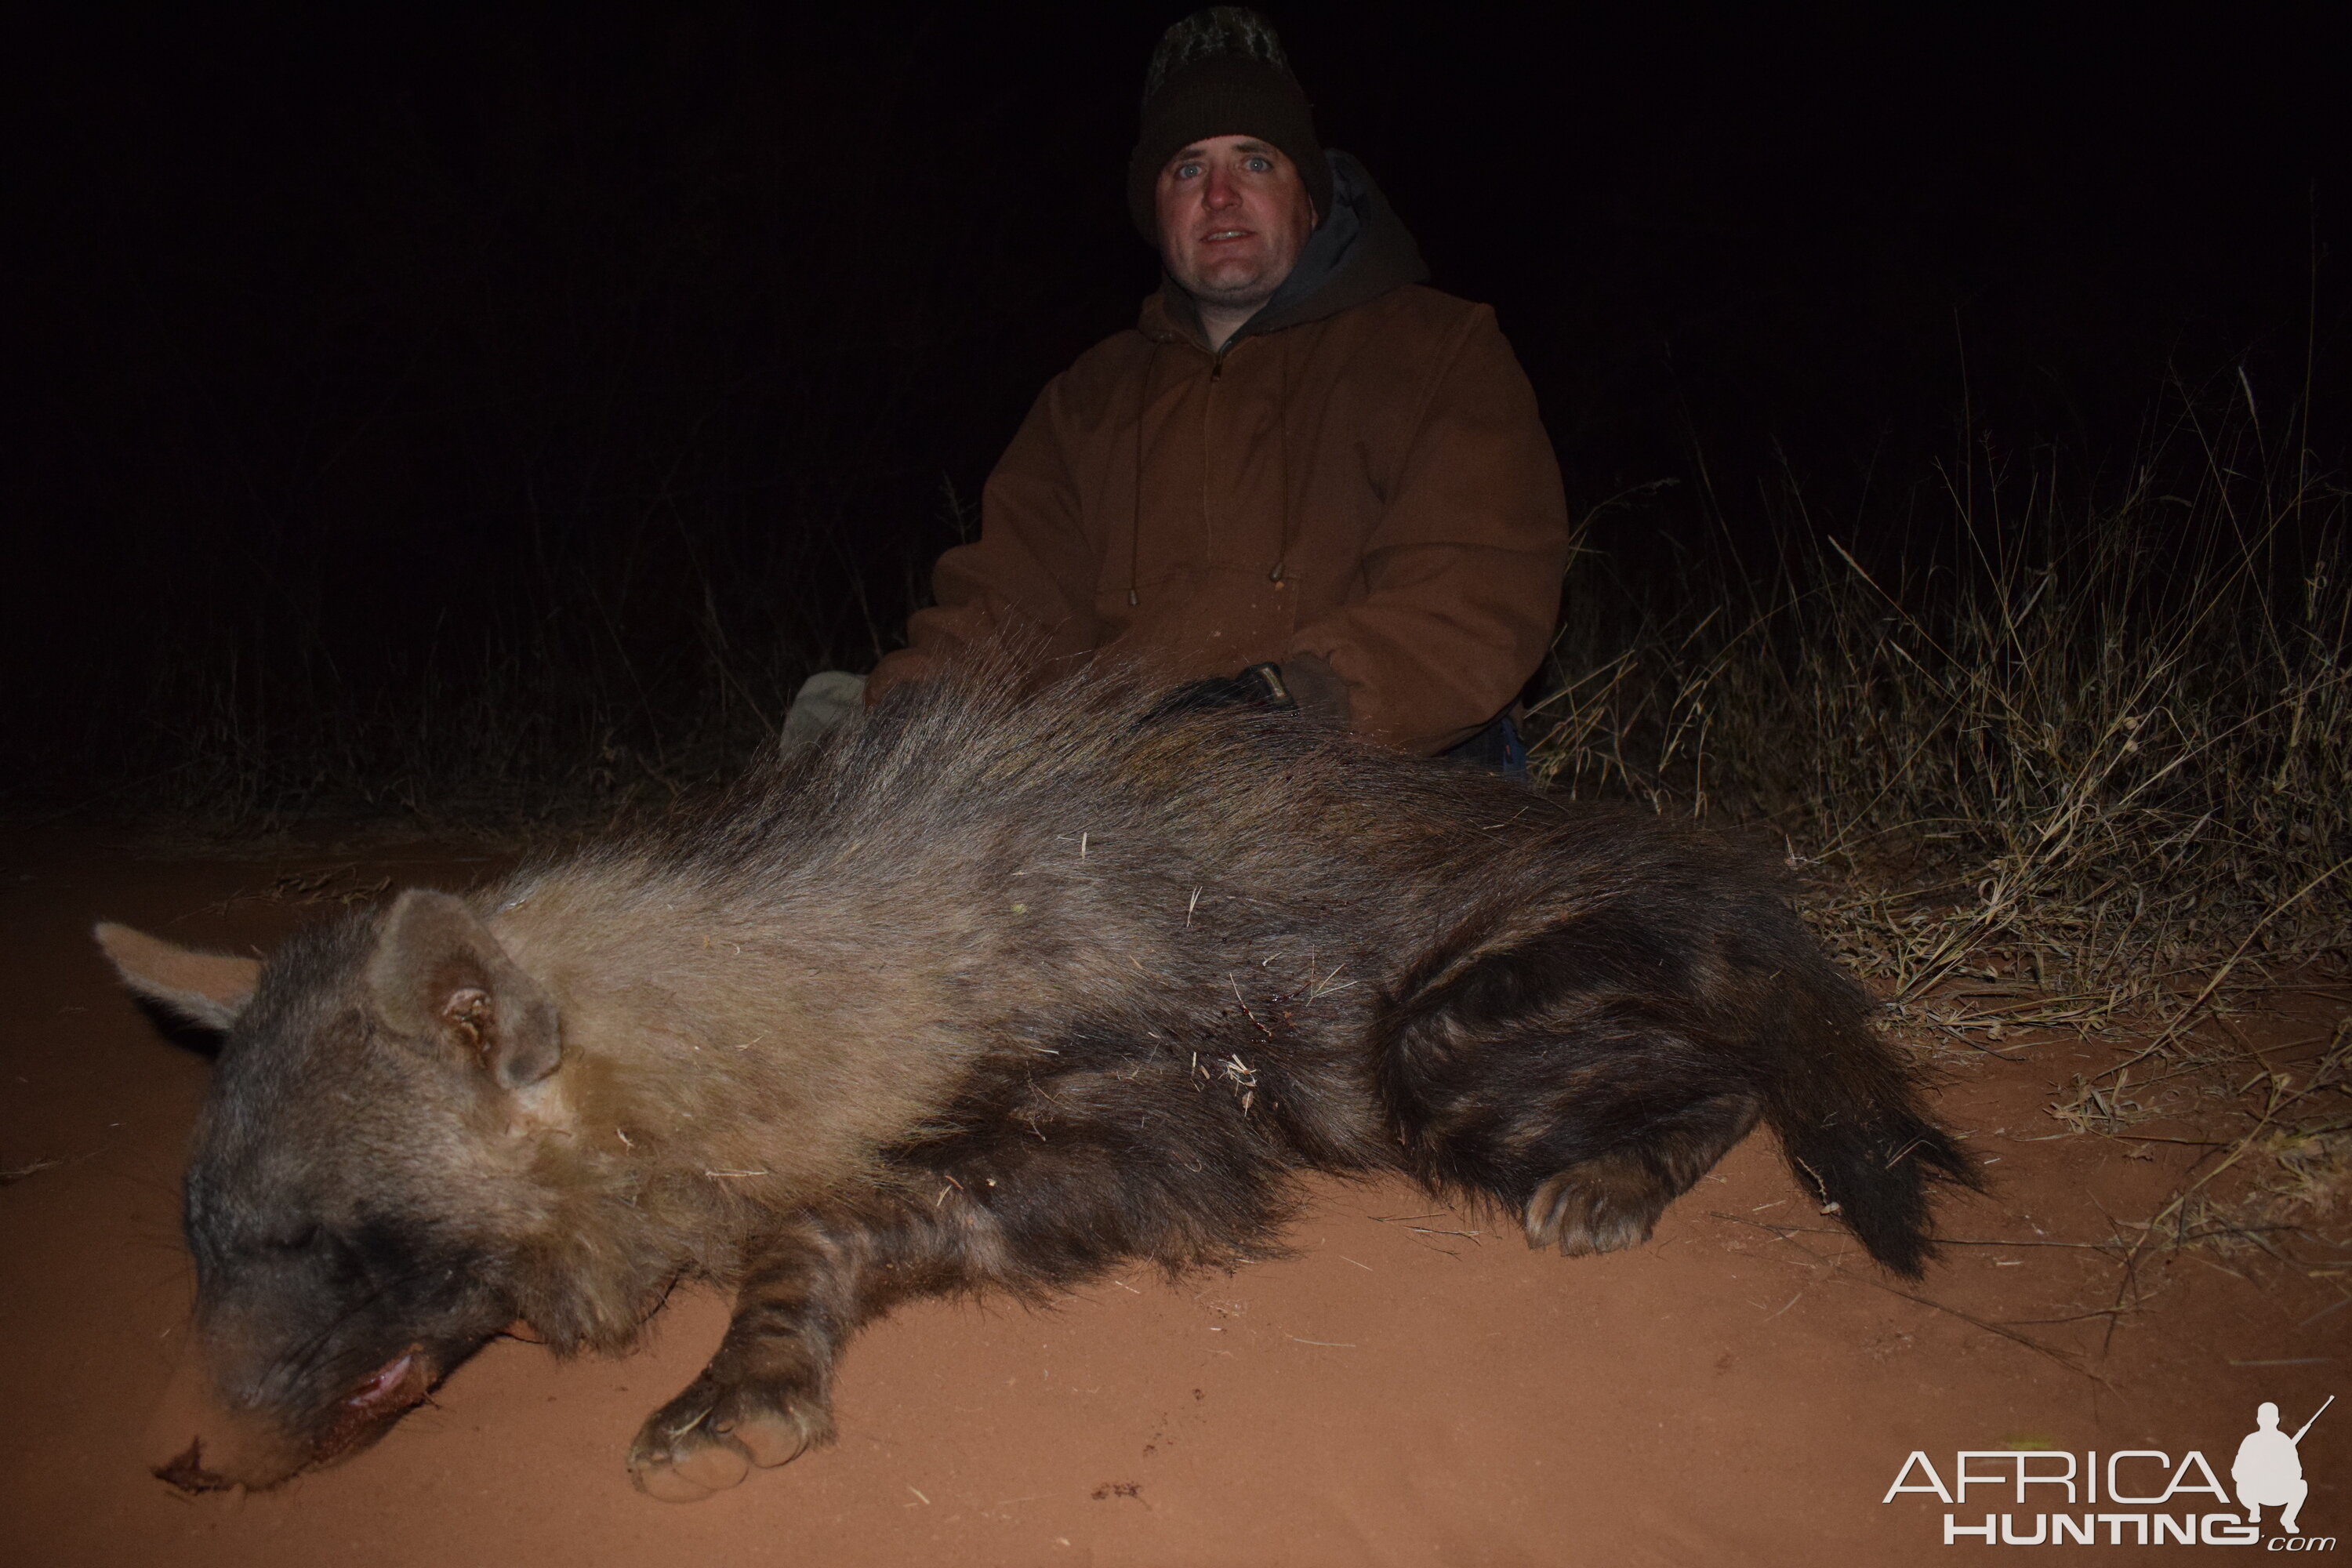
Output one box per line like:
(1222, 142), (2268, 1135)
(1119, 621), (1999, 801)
(95, 924), (260, 1032)
(365, 890), (561, 1090)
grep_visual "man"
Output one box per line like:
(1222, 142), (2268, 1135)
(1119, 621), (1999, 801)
(859, 7), (1570, 761)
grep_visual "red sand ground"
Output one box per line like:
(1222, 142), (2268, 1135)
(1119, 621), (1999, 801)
(2, 826), (2343, 1566)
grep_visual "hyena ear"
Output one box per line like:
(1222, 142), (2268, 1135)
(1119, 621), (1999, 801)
(365, 889), (562, 1090)
(94, 923), (261, 1032)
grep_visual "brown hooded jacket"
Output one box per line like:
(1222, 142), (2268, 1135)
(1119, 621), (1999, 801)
(869, 154), (1571, 756)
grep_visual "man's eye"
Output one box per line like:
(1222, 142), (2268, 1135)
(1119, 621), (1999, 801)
(1246, 157), (1271, 172)
(1175, 162), (1202, 179)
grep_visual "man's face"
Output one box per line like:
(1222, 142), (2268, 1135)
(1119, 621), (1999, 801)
(1155, 135), (1317, 314)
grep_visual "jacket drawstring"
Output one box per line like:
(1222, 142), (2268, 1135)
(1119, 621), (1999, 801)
(1130, 338), (1160, 608)
(1270, 331), (1292, 584)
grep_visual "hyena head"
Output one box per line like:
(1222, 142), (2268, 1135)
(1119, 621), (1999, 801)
(98, 890), (570, 1491)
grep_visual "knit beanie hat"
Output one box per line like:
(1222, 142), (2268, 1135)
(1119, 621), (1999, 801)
(1128, 8), (1330, 242)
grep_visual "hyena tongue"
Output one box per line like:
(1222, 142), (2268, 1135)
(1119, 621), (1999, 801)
(344, 1348), (429, 1413)
(307, 1346), (436, 1470)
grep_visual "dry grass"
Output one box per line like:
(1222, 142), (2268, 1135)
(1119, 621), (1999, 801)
(1530, 394), (2351, 1266)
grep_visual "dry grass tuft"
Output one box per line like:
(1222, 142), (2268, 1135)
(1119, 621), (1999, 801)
(1530, 394), (2351, 1266)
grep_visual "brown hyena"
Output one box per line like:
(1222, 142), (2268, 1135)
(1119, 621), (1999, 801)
(99, 652), (1976, 1501)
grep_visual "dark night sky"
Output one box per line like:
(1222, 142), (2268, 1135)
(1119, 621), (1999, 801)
(5, 4), (2345, 791)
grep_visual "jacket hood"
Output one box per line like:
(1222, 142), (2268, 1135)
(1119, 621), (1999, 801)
(1149, 150), (1430, 347)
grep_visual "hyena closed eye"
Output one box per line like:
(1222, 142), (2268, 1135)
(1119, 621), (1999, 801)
(101, 654), (1976, 1500)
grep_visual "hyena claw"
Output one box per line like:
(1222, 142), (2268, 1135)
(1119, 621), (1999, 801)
(627, 1377), (832, 1501)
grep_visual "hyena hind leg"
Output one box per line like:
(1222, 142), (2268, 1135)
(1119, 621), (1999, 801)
(1520, 1091), (1762, 1256)
(1380, 913), (1777, 1259)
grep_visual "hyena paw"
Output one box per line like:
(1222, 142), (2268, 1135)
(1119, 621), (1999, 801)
(626, 1374), (835, 1503)
(1523, 1151), (1669, 1257)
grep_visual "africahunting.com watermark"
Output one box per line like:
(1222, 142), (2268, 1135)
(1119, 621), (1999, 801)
(1885, 1397), (2334, 1548)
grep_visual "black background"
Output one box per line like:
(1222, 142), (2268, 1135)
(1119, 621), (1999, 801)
(6, 4), (2343, 797)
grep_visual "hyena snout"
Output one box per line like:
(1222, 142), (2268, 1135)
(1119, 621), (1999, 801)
(141, 1323), (442, 1493)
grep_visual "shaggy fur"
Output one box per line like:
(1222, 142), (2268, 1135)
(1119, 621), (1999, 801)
(101, 653), (1976, 1501)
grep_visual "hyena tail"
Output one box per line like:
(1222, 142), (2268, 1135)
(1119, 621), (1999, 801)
(1761, 966), (1982, 1278)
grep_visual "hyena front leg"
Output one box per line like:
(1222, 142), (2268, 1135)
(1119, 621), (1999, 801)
(627, 1206), (952, 1502)
(627, 1062), (1290, 1501)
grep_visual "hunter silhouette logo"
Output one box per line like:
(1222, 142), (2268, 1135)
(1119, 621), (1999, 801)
(2237, 1396), (2332, 1537)
(1883, 1396), (2335, 1548)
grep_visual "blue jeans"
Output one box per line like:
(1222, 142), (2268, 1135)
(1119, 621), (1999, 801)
(1443, 713), (1528, 780)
